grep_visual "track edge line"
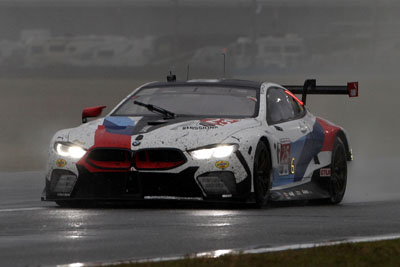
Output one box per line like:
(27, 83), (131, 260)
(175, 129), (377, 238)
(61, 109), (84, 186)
(57, 233), (400, 267)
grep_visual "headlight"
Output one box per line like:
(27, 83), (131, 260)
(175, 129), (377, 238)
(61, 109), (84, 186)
(190, 145), (237, 160)
(54, 142), (87, 159)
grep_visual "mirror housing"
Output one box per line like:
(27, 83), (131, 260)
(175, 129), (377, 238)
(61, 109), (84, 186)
(82, 106), (106, 123)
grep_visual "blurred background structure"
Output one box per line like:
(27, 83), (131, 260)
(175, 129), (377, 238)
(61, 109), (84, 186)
(0, 0), (398, 77)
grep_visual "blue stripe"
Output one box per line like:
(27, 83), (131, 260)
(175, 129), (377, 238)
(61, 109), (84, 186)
(272, 121), (325, 187)
(103, 116), (136, 135)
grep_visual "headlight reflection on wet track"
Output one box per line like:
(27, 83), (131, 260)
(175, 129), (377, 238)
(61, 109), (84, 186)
(189, 210), (240, 227)
(49, 209), (93, 240)
(191, 210), (240, 217)
(186, 210), (242, 238)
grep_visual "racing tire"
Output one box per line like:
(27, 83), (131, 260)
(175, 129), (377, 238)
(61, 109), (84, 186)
(253, 142), (272, 208)
(327, 137), (348, 204)
(310, 137), (348, 206)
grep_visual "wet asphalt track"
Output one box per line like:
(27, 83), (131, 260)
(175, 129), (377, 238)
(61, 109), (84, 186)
(1, 171), (400, 267)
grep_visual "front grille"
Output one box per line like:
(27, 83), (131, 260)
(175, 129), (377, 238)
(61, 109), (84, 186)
(86, 148), (131, 170)
(134, 148), (186, 170)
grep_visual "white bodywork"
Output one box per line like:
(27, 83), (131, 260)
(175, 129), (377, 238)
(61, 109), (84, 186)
(44, 80), (350, 202)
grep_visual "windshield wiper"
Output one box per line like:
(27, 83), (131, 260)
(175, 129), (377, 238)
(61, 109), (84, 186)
(133, 100), (176, 119)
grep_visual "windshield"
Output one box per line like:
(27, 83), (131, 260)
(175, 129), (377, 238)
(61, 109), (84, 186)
(113, 85), (259, 117)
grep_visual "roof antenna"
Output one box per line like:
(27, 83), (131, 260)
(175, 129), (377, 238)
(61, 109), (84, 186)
(221, 52), (226, 79)
(167, 70), (176, 82)
(186, 64), (190, 80)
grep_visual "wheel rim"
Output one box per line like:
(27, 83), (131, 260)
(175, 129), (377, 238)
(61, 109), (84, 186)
(330, 144), (347, 202)
(255, 148), (270, 200)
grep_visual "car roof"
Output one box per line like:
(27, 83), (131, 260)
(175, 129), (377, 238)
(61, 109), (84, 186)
(141, 79), (263, 89)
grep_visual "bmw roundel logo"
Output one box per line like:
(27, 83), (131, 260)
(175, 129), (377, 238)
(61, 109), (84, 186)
(132, 141), (141, 146)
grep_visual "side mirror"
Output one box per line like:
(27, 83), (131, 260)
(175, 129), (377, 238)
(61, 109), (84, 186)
(82, 106), (106, 123)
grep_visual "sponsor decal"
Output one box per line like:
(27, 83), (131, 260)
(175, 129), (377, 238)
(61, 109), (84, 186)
(174, 118), (239, 131)
(320, 168), (331, 177)
(215, 160), (229, 169)
(280, 144), (290, 164)
(182, 125), (218, 130)
(288, 191), (295, 197)
(200, 118), (240, 127)
(278, 139), (291, 176)
(176, 121), (218, 130)
(56, 159), (66, 168)
(301, 190), (309, 195)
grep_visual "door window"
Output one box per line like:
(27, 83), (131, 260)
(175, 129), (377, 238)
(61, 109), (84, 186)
(267, 88), (295, 124)
(286, 92), (304, 118)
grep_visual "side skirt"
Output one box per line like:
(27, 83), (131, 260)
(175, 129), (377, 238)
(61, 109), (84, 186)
(270, 180), (330, 201)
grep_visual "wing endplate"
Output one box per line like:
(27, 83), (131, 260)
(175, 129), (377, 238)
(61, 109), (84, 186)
(284, 79), (359, 105)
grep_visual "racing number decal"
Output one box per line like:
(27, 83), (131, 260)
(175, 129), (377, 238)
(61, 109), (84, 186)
(291, 158), (295, 174)
(278, 139), (291, 176)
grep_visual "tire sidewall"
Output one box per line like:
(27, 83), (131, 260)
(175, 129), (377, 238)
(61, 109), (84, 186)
(253, 142), (271, 208)
(330, 137), (347, 204)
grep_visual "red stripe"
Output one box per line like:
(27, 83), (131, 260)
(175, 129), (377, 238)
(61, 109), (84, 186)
(316, 118), (340, 151)
(77, 125), (131, 172)
(93, 125), (131, 148)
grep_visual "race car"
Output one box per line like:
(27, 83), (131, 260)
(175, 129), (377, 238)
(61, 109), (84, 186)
(41, 76), (358, 207)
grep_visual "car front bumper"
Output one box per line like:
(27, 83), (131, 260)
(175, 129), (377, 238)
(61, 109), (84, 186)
(42, 150), (252, 203)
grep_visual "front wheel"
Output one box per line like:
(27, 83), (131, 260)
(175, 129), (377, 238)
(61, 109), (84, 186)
(253, 142), (272, 208)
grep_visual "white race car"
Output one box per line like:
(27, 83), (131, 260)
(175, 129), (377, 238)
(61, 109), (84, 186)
(42, 77), (358, 207)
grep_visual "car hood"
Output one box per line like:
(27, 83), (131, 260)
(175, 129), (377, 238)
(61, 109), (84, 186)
(66, 116), (261, 150)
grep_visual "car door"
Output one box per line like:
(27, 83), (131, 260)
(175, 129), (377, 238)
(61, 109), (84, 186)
(266, 87), (311, 187)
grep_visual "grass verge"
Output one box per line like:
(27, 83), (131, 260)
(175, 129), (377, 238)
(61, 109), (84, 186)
(113, 239), (400, 267)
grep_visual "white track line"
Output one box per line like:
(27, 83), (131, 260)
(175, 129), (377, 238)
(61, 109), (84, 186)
(59, 233), (400, 267)
(0, 207), (47, 213)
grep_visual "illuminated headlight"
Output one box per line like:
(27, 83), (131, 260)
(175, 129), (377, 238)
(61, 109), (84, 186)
(54, 142), (87, 159)
(190, 145), (237, 160)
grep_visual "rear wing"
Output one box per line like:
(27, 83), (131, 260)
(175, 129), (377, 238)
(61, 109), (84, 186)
(284, 79), (358, 105)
